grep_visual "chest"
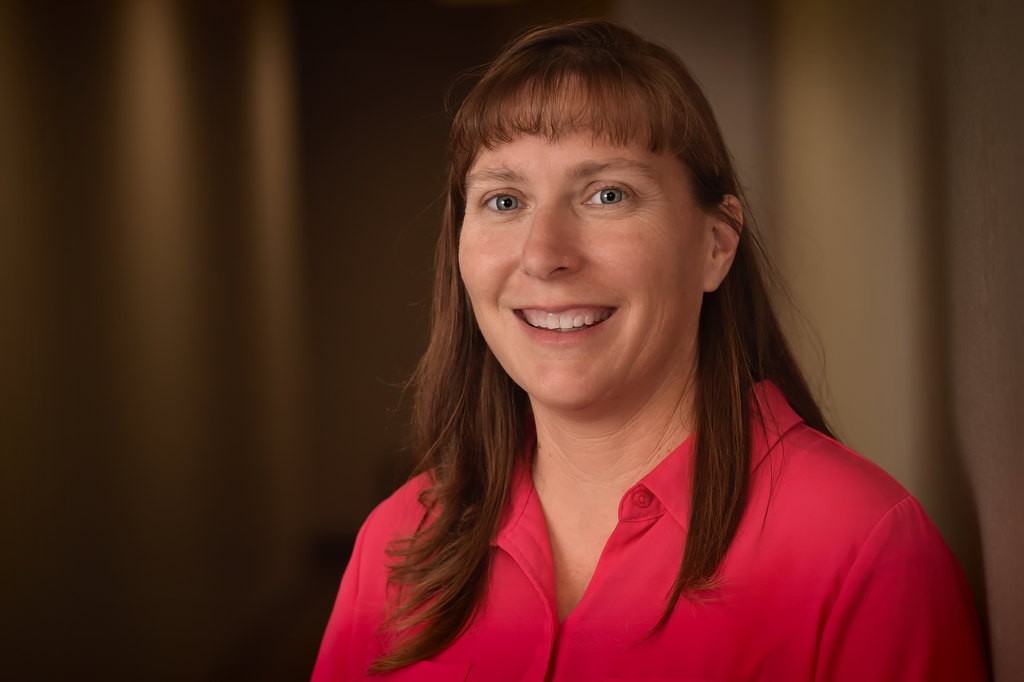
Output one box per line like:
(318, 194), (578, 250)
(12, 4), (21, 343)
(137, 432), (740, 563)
(545, 516), (615, 621)
(398, 514), (827, 682)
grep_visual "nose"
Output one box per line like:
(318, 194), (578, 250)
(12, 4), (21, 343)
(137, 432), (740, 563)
(520, 205), (582, 279)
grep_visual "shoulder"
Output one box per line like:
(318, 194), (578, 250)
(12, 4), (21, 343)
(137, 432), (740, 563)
(357, 471), (435, 556)
(770, 424), (910, 513)
(749, 382), (914, 535)
(311, 473), (437, 679)
(747, 423), (943, 563)
(742, 425), (984, 650)
(765, 430), (989, 679)
(329, 473), (434, 616)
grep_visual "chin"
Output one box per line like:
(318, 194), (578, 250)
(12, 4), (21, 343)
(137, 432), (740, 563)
(521, 381), (608, 415)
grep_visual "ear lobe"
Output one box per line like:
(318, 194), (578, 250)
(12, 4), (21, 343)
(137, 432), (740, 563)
(703, 194), (743, 292)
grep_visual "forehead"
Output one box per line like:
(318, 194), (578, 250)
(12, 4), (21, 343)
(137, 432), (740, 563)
(465, 132), (682, 189)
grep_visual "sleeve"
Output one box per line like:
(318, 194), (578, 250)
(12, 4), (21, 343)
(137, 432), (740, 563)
(814, 495), (988, 681)
(310, 505), (384, 682)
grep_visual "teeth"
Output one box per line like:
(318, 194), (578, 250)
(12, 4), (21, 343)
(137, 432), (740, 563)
(521, 307), (613, 332)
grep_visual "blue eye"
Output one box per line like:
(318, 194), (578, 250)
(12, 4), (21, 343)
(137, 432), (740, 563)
(487, 194), (519, 211)
(590, 188), (624, 205)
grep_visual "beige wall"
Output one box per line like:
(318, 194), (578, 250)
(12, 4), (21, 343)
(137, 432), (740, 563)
(771, 0), (932, 493)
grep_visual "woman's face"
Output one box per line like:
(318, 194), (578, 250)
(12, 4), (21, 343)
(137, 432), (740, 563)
(458, 132), (736, 420)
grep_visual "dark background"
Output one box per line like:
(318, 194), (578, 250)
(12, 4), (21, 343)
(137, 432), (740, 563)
(1, 1), (1020, 680)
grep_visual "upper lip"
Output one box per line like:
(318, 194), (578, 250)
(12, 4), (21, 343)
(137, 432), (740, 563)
(512, 303), (614, 314)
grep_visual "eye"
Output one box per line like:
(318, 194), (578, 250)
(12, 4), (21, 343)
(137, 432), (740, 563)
(588, 187), (625, 205)
(486, 194), (519, 211)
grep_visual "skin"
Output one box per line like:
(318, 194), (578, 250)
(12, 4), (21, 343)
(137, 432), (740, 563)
(458, 132), (741, 619)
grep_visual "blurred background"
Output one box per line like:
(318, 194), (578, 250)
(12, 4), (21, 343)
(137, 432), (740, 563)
(1, 0), (1020, 679)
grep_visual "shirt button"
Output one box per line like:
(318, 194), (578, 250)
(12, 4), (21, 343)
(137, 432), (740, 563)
(632, 487), (652, 508)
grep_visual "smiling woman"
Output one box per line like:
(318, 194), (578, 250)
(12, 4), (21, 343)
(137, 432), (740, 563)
(311, 19), (986, 682)
(460, 134), (733, 421)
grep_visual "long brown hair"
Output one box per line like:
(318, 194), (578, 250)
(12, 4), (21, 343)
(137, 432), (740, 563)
(373, 18), (831, 672)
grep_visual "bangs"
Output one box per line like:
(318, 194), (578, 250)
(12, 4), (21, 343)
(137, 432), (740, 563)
(446, 24), (732, 208)
(450, 48), (692, 175)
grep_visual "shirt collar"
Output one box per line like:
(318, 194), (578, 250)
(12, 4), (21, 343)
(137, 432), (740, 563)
(640, 380), (804, 529)
(493, 428), (539, 548)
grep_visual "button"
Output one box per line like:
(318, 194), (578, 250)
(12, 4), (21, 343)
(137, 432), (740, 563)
(632, 487), (652, 508)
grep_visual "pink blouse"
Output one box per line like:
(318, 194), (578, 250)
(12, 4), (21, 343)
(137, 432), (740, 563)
(312, 383), (987, 681)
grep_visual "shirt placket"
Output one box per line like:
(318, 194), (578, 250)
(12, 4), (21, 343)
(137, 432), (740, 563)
(546, 483), (667, 681)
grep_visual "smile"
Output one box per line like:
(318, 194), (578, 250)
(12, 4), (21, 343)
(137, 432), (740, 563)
(517, 307), (614, 332)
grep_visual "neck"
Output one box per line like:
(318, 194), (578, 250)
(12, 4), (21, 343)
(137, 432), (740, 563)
(530, 382), (694, 501)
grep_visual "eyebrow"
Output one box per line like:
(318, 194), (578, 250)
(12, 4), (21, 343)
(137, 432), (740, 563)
(465, 166), (525, 191)
(567, 158), (660, 182)
(465, 158), (660, 192)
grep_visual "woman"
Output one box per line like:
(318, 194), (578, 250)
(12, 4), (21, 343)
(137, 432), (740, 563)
(313, 19), (986, 681)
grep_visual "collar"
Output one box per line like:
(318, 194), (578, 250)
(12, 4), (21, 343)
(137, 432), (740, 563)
(494, 429), (539, 549)
(640, 380), (804, 529)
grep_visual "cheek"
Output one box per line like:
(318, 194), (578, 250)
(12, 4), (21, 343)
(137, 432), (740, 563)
(630, 237), (711, 314)
(616, 224), (701, 279)
(458, 240), (511, 357)
(458, 233), (496, 307)
(656, 221), (712, 283)
(458, 225), (515, 295)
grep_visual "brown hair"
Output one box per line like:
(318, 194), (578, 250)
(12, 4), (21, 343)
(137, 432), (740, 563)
(373, 18), (831, 672)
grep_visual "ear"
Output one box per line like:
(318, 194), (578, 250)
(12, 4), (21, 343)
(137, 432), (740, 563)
(703, 194), (742, 292)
